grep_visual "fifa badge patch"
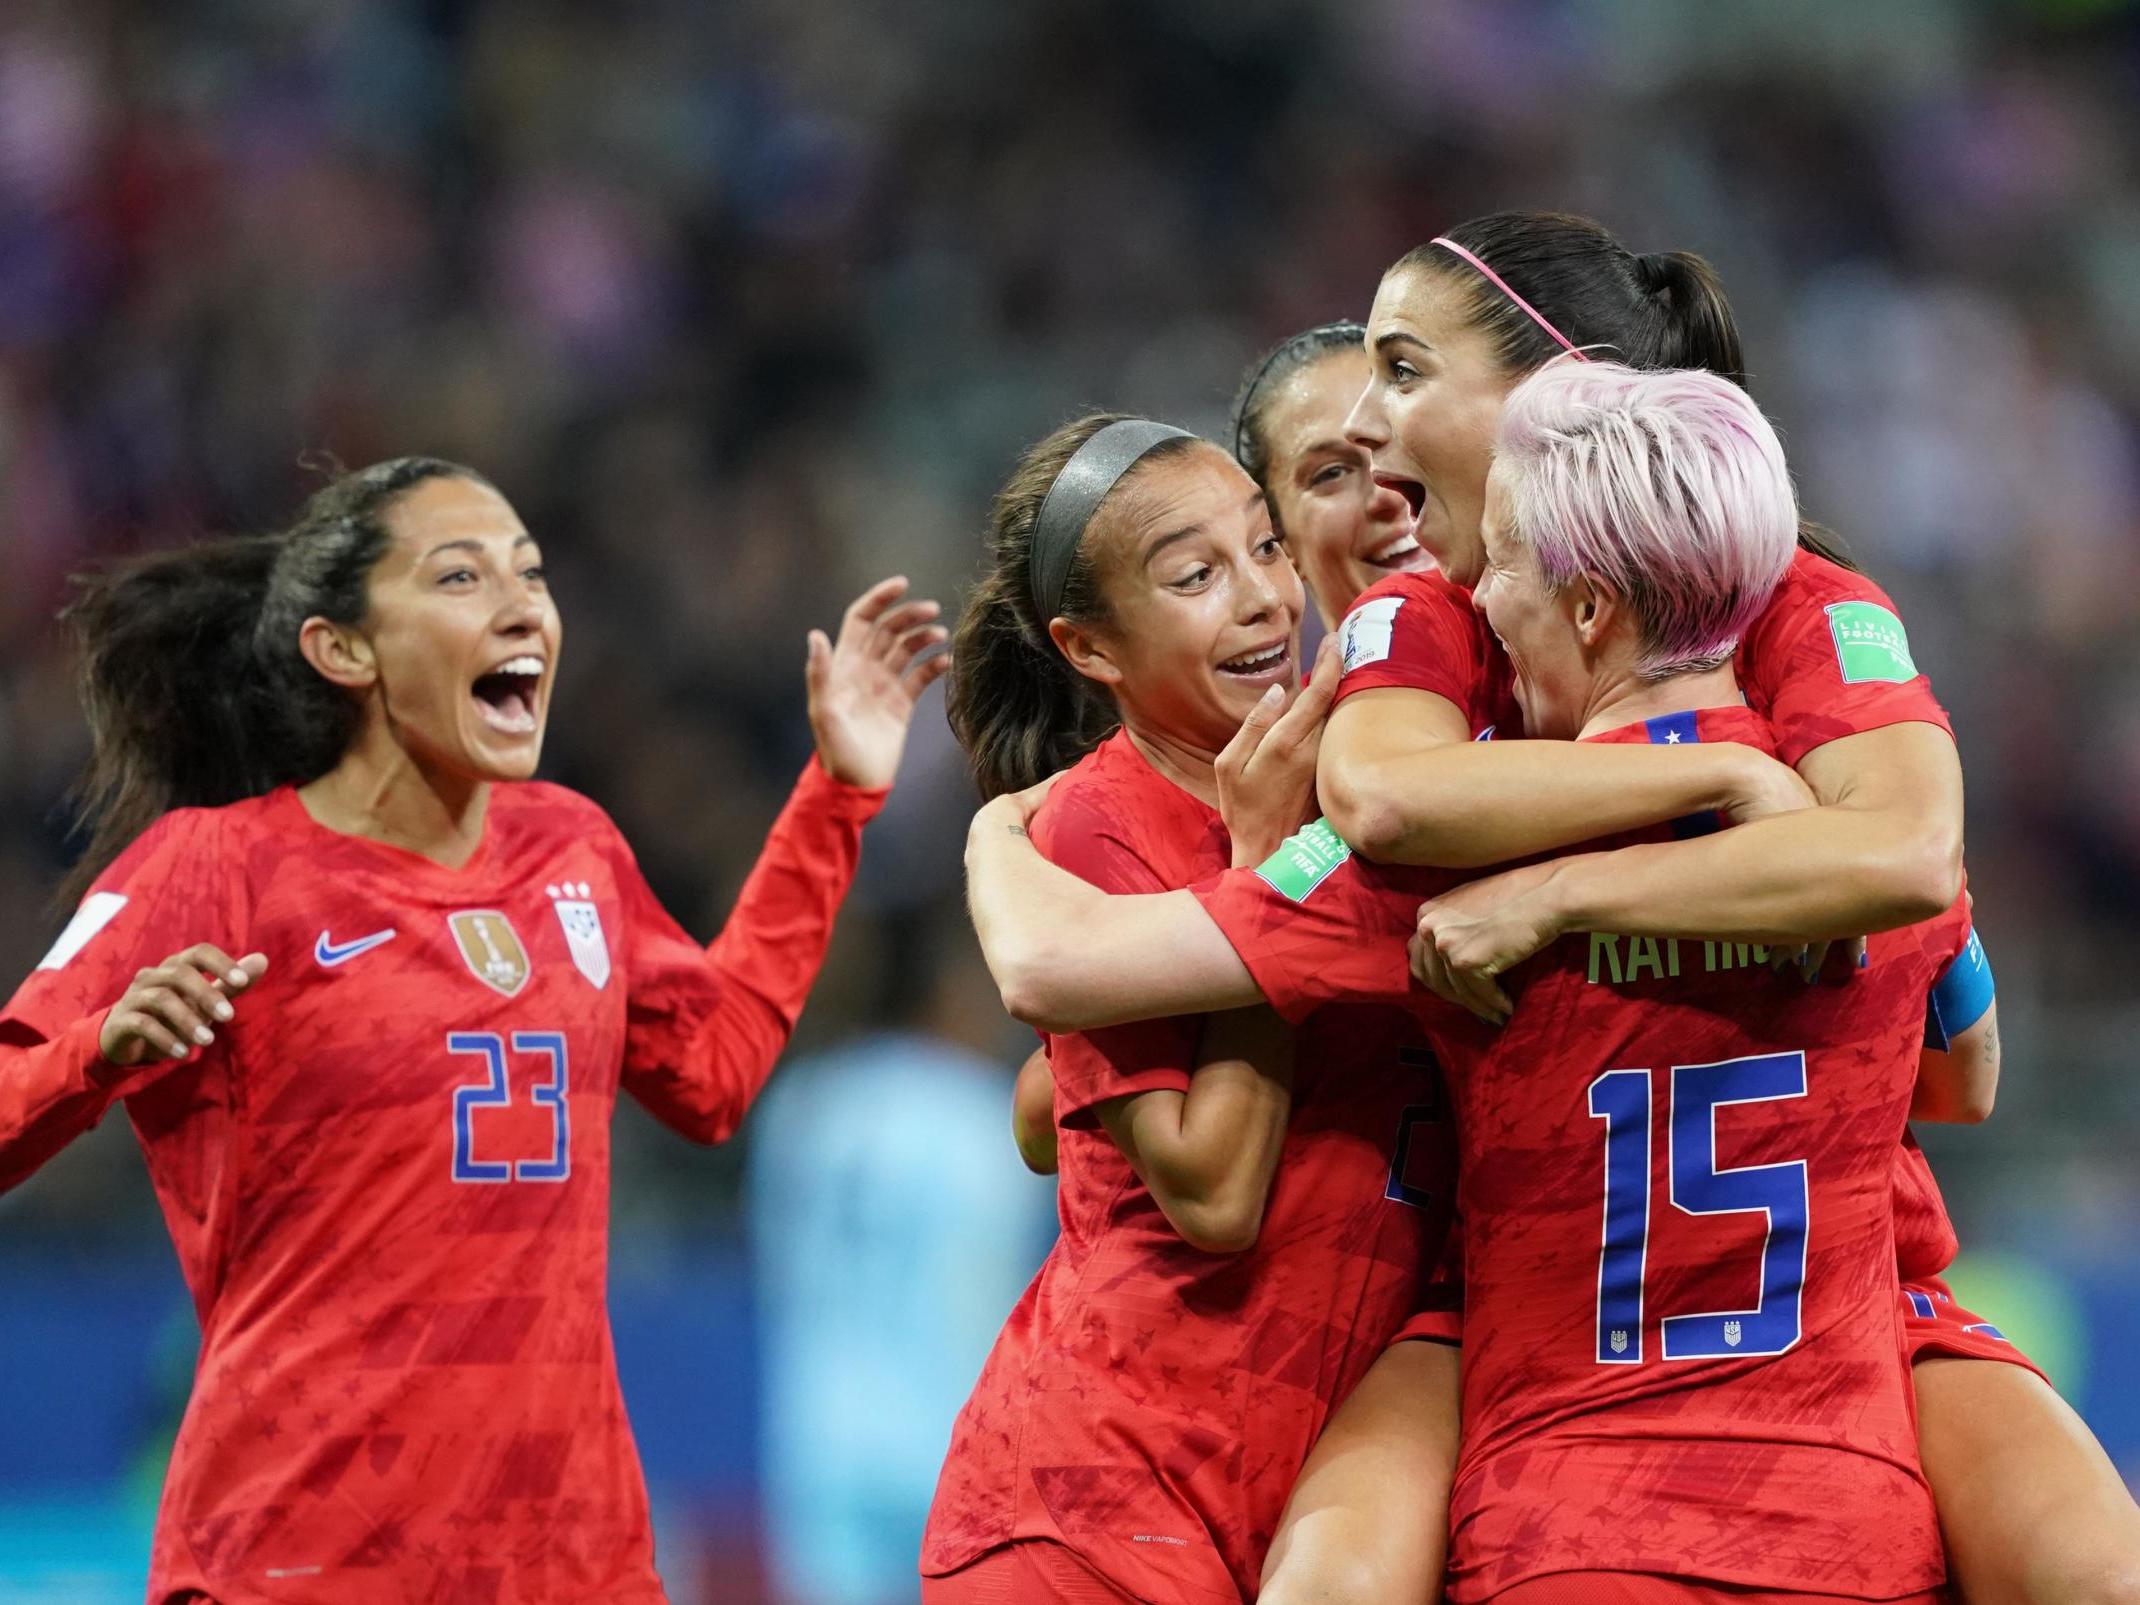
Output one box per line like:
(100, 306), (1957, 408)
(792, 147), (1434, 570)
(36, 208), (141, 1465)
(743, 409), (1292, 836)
(1339, 595), (1403, 672)
(448, 910), (531, 997)
(1256, 818), (1352, 903)
(548, 882), (611, 990)
(1824, 600), (1917, 685)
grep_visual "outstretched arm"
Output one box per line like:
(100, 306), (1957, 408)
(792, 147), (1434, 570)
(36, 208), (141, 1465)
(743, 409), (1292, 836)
(964, 789), (1262, 1033)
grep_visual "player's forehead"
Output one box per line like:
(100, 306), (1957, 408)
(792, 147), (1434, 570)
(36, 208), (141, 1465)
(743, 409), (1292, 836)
(382, 476), (531, 565)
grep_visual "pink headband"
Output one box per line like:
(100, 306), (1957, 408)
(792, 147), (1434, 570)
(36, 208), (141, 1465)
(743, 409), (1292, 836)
(1431, 236), (1591, 362)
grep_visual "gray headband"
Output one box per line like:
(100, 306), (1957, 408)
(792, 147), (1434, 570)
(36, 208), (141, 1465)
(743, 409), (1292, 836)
(1028, 419), (1195, 620)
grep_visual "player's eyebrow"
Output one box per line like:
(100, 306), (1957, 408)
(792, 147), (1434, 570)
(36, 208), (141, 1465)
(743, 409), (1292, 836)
(424, 533), (538, 560)
(1373, 331), (1434, 359)
(1141, 526), (1205, 566)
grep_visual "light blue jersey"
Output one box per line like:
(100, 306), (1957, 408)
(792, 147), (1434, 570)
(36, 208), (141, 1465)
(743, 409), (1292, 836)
(747, 1032), (1055, 1605)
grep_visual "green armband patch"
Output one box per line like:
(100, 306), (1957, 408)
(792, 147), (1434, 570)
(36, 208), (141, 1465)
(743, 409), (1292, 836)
(1255, 818), (1352, 902)
(1825, 600), (1918, 685)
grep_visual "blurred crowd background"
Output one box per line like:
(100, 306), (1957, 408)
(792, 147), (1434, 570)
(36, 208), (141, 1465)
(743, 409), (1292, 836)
(2, 0), (2137, 1600)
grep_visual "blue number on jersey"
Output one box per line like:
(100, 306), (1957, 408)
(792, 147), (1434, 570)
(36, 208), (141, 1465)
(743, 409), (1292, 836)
(1588, 1069), (1653, 1363)
(1662, 1051), (1808, 1359)
(447, 1030), (572, 1184)
(512, 1031), (571, 1182)
(1587, 1050), (1810, 1364)
(1384, 1047), (1445, 1209)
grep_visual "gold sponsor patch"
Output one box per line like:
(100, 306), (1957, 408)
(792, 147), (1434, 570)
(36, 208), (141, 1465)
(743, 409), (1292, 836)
(448, 910), (531, 997)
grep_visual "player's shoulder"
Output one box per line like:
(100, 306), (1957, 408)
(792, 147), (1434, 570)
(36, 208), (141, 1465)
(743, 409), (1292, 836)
(485, 781), (637, 872)
(1032, 731), (1220, 883)
(1034, 731), (1167, 834)
(1764, 545), (1905, 618)
(97, 794), (276, 886)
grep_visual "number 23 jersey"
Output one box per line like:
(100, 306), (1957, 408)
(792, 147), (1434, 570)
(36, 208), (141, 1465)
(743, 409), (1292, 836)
(0, 775), (866, 1603)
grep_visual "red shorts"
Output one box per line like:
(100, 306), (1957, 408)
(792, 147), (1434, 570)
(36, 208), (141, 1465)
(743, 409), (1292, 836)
(1901, 1277), (2046, 1380)
(1489, 1574), (1944, 1604)
(921, 1542), (1142, 1604)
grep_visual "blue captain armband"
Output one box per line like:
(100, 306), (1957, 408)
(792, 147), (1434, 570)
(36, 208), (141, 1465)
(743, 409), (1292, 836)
(1924, 926), (1994, 1050)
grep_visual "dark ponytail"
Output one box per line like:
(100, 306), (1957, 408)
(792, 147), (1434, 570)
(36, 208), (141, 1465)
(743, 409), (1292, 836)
(61, 455), (488, 900)
(946, 414), (1199, 800)
(1400, 211), (1852, 567)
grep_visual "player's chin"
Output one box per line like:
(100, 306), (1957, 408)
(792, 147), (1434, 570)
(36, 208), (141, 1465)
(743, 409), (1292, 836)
(459, 722), (547, 781)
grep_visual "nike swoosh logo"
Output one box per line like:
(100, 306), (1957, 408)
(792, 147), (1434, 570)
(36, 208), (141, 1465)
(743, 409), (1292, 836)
(315, 928), (399, 967)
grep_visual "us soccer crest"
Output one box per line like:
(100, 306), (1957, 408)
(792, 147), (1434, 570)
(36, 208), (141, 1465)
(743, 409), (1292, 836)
(548, 882), (611, 990)
(449, 910), (531, 997)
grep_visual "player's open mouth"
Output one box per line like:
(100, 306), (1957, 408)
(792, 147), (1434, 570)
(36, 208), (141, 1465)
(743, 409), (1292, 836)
(471, 655), (545, 735)
(1217, 640), (1293, 684)
(1362, 532), (1429, 571)
(1373, 470), (1428, 534)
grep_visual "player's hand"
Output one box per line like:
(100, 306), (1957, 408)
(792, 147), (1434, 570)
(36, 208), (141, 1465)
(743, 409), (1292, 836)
(1217, 637), (1339, 868)
(1409, 862), (1565, 1026)
(99, 945), (269, 1068)
(1717, 748), (1818, 827)
(806, 575), (951, 790)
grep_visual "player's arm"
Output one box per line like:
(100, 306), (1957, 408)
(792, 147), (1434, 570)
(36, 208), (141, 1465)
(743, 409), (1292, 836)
(965, 791), (1262, 1031)
(1408, 722), (1967, 1020)
(0, 944), (266, 1193)
(1011, 1047), (1058, 1175)
(1318, 686), (1809, 868)
(1531, 723), (1963, 941)
(1914, 925), (1999, 1124)
(621, 579), (942, 1143)
(1260, 1335), (1462, 1605)
(1091, 1006), (1293, 1254)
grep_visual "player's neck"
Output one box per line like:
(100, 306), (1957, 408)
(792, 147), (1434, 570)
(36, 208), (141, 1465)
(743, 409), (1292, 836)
(298, 730), (493, 869)
(1576, 661), (1744, 742)
(1120, 717), (1222, 810)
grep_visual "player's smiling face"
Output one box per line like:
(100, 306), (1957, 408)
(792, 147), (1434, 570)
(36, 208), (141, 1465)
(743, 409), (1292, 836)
(1053, 444), (1305, 755)
(1474, 464), (1590, 740)
(1260, 348), (1425, 627)
(1348, 263), (1519, 591)
(356, 475), (563, 783)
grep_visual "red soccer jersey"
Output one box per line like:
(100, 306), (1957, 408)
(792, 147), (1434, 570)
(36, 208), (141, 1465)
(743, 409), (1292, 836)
(922, 731), (1452, 1604)
(0, 763), (882, 1604)
(1191, 706), (1961, 1601)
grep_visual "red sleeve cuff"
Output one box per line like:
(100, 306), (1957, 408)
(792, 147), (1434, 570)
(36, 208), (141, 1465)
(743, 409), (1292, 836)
(795, 754), (893, 823)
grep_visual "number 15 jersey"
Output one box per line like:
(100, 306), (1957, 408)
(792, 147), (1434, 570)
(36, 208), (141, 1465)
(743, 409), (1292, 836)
(1191, 706), (1964, 1602)
(0, 766), (883, 1604)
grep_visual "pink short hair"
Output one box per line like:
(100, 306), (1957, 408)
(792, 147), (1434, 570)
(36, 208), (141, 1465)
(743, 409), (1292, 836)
(1494, 360), (1798, 678)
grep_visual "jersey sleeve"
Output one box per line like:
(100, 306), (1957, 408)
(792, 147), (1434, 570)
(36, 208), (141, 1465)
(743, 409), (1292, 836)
(1186, 823), (1419, 1025)
(1332, 574), (1487, 714)
(0, 809), (248, 1192)
(1039, 806), (1202, 1128)
(1737, 557), (1955, 768)
(618, 757), (886, 1145)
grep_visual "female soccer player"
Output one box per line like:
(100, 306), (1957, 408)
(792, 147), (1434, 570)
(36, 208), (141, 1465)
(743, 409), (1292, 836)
(963, 361), (1969, 1603)
(1228, 320), (1427, 626)
(922, 415), (1450, 1604)
(0, 457), (947, 1603)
